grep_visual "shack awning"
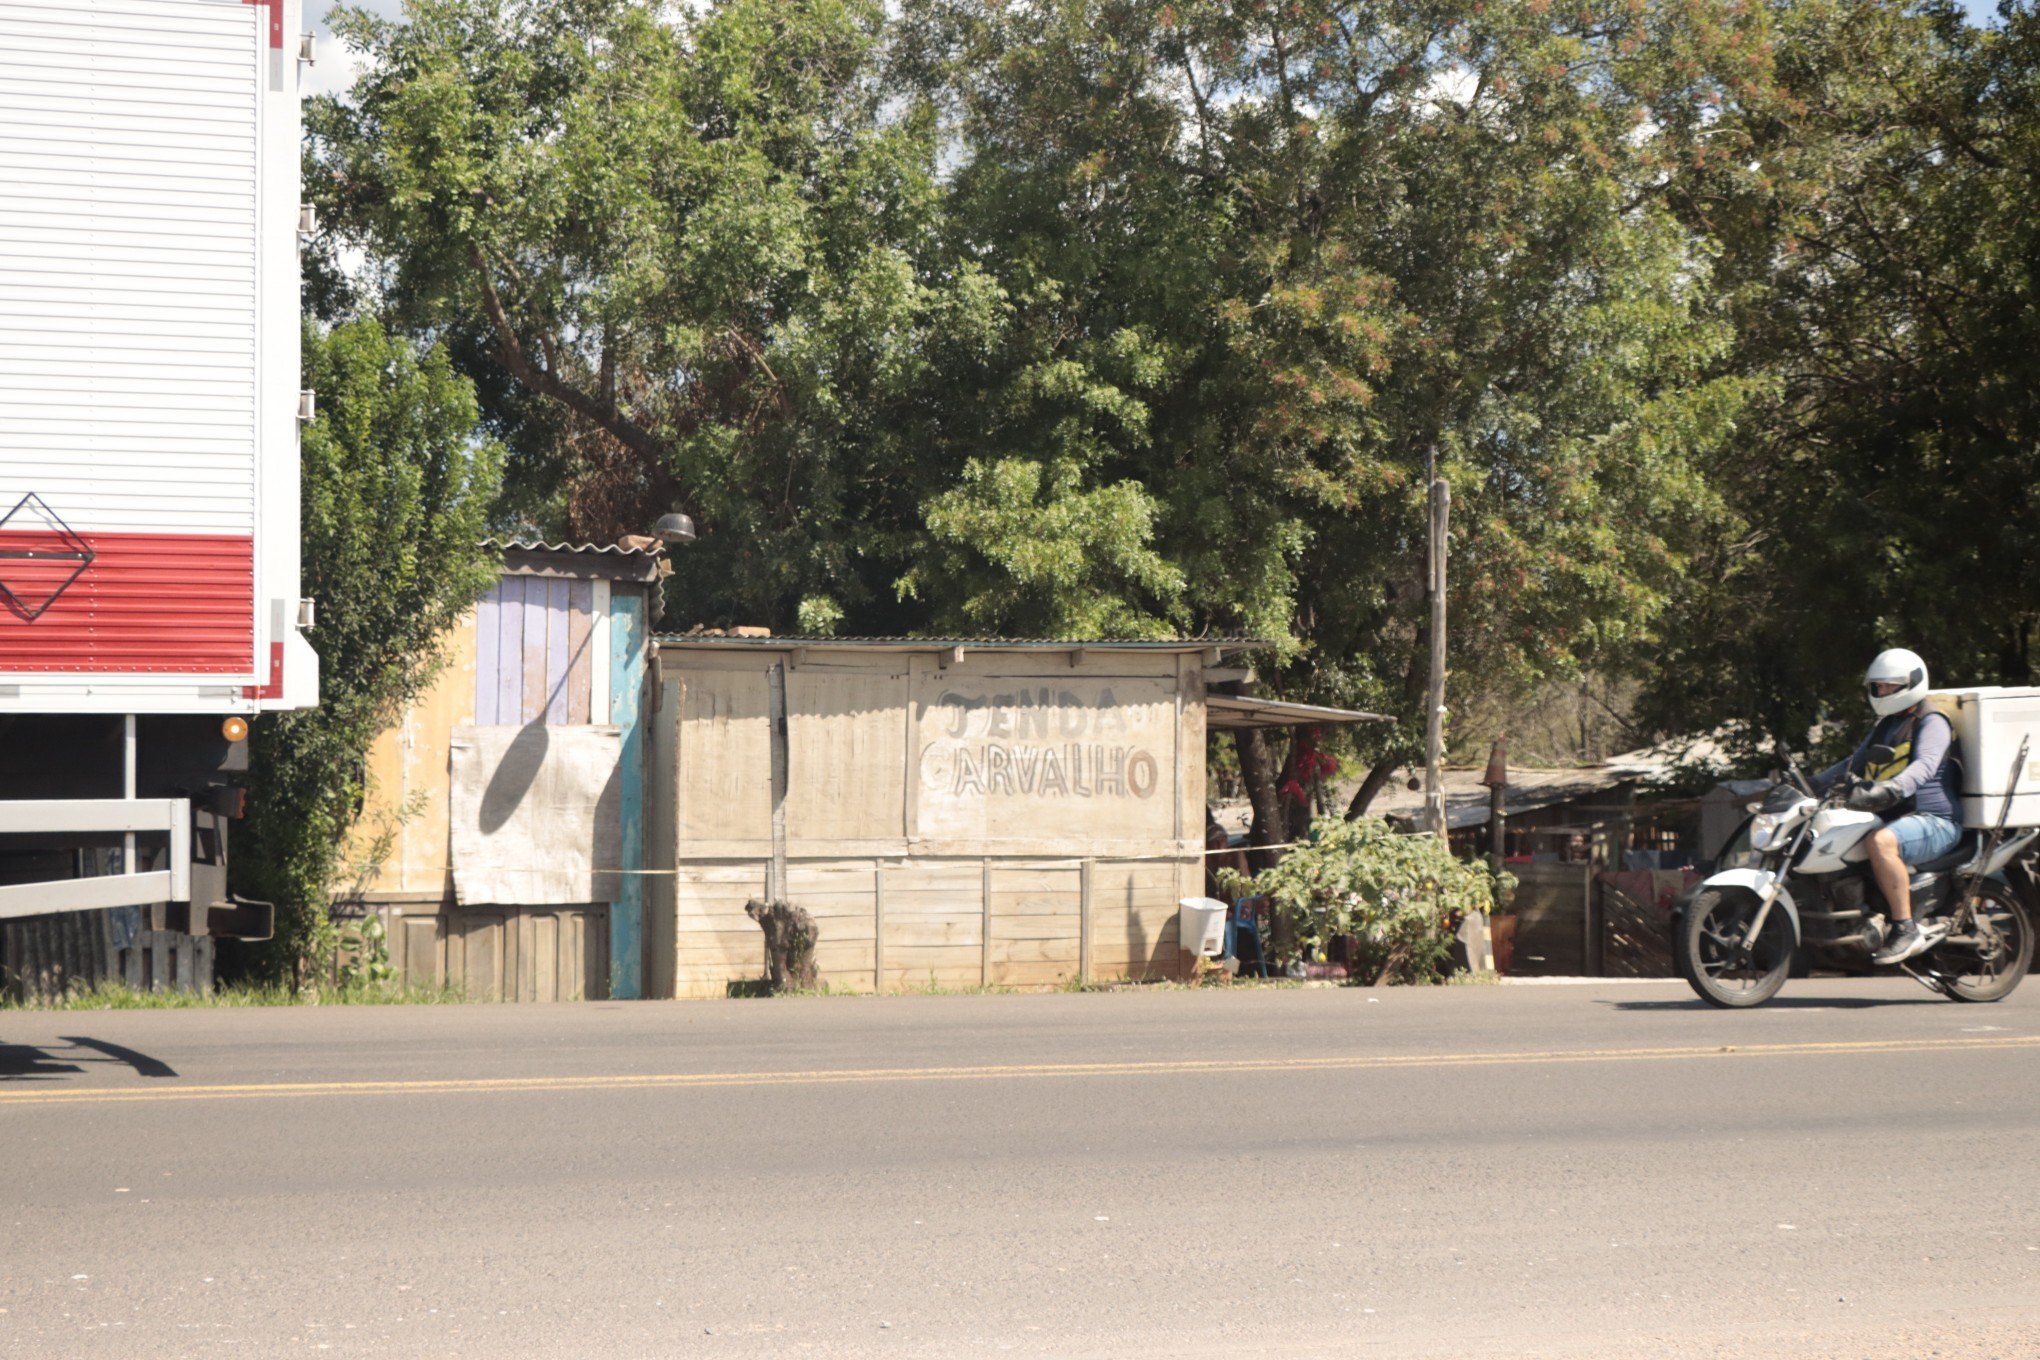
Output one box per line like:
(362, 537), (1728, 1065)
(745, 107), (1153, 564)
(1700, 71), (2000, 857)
(1205, 694), (1391, 731)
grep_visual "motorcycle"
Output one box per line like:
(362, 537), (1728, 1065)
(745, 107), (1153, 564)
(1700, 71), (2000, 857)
(1675, 740), (2037, 1009)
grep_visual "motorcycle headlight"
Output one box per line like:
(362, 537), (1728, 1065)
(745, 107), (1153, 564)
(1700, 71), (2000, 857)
(1749, 813), (1783, 851)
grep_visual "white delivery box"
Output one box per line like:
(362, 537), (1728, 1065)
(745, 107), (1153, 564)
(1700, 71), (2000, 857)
(1926, 688), (2040, 827)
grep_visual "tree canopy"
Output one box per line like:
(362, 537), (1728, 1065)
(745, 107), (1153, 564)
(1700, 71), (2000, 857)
(235, 319), (502, 982)
(305, 0), (2040, 815)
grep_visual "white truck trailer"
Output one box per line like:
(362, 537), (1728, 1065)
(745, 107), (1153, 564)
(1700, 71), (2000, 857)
(0, 0), (317, 936)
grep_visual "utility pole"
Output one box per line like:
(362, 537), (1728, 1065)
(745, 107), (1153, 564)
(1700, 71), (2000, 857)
(1424, 450), (1450, 838)
(1481, 738), (1508, 872)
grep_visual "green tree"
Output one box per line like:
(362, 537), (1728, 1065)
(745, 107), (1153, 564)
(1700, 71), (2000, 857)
(899, 0), (1765, 842)
(234, 319), (502, 984)
(1641, 0), (2040, 755)
(310, 0), (987, 633)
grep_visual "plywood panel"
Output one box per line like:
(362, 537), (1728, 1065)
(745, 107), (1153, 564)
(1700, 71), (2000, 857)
(991, 913), (1080, 940)
(520, 579), (550, 724)
(677, 670), (773, 844)
(884, 940), (987, 972)
(911, 673), (1179, 844)
(814, 940), (878, 970)
(787, 668), (909, 842)
(473, 584), (500, 725)
(400, 915), (439, 989)
(454, 909), (507, 1003)
(565, 580), (595, 724)
(496, 576), (526, 727)
(529, 912), (559, 1003)
(990, 936), (1080, 964)
(990, 866), (1084, 896)
(989, 959), (1080, 987)
(676, 863), (773, 889)
(544, 579), (571, 725)
(881, 920), (982, 948)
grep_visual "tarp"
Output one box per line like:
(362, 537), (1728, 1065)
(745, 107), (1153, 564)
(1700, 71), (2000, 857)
(450, 724), (623, 906)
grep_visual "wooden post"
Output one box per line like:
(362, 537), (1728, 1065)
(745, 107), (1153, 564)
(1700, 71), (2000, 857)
(1079, 858), (1094, 985)
(1586, 874), (1605, 977)
(873, 865), (886, 995)
(766, 661), (789, 904)
(1424, 457), (1451, 838)
(1482, 739), (1509, 873)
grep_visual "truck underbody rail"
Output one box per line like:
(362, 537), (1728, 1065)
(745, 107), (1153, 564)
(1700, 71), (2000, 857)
(0, 798), (189, 922)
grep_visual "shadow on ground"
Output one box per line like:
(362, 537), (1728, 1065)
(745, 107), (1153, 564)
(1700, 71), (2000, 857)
(0, 1036), (177, 1081)
(1600, 995), (1943, 1011)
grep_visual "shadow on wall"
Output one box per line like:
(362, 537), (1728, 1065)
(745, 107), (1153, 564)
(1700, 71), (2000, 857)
(472, 722), (625, 900)
(479, 722), (548, 835)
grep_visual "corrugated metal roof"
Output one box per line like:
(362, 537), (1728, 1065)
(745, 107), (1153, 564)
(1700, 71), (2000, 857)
(486, 537), (662, 558)
(655, 634), (1267, 651)
(1206, 694), (1393, 729)
(1368, 765), (1644, 831)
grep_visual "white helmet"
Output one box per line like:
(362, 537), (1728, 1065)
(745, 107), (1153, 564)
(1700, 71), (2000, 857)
(1865, 647), (1929, 717)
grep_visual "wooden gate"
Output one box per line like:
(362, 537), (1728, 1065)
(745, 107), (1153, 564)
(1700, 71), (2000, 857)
(382, 903), (610, 1002)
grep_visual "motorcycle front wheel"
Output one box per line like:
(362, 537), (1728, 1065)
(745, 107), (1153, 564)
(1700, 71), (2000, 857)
(1680, 887), (1794, 1009)
(1935, 881), (2033, 1004)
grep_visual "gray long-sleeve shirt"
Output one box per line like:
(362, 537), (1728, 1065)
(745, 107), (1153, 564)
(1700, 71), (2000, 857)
(1813, 708), (1962, 823)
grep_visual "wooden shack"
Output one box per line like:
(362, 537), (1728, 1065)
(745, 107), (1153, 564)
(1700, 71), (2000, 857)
(345, 541), (662, 1001)
(645, 638), (1264, 998)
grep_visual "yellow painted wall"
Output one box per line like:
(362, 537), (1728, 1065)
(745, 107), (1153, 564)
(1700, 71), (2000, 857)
(344, 613), (476, 900)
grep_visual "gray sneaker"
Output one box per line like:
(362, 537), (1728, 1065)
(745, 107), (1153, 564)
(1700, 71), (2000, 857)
(1872, 919), (1944, 966)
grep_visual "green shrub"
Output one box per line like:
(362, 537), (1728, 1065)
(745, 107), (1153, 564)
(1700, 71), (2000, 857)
(1218, 819), (1514, 984)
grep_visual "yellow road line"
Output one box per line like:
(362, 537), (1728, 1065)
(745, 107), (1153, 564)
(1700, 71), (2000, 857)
(1, 1034), (2033, 1108)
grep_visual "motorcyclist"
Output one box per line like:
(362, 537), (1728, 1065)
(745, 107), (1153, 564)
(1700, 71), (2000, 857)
(1811, 648), (1964, 965)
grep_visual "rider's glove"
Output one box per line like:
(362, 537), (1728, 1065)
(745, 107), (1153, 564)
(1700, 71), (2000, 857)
(1847, 779), (1903, 813)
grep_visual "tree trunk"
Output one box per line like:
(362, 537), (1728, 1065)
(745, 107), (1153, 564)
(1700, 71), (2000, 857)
(1346, 640), (1431, 821)
(1235, 728), (1288, 872)
(1345, 756), (1402, 820)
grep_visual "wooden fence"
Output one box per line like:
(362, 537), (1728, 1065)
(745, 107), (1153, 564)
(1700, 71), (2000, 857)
(1, 911), (212, 1002)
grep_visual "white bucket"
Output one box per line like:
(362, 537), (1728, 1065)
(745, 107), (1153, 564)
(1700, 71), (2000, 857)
(1178, 896), (1229, 958)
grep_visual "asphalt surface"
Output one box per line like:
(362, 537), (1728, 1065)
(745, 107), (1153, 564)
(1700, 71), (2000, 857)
(2, 978), (2037, 1359)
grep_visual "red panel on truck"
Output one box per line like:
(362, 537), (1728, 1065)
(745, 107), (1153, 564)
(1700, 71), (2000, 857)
(0, 531), (254, 674)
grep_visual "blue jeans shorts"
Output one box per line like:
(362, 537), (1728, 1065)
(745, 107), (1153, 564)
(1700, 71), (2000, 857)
(1885, 813), (1962, 866)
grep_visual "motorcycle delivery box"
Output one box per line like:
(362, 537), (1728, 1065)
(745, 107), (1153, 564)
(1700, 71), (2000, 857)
(1922, 687), (2040, 827)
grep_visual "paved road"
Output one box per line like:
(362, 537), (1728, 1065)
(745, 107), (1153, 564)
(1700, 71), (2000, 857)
(3, 979), (2037, 1359)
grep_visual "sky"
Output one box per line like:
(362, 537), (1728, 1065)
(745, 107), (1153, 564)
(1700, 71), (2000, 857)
(303, 0), (2011, 98)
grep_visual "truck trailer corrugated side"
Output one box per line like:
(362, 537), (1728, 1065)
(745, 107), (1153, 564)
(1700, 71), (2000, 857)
(0, 0), (317, 934)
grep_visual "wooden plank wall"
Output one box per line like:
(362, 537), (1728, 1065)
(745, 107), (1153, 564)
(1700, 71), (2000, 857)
(657, 647), (1206, 997)
(376, 901), (609, 1003)
(664, 855), (1190, 998)
(474, 576), (601, 726)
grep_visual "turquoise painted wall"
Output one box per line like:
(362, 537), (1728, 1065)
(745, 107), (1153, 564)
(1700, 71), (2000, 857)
(609, 592), (646, 999)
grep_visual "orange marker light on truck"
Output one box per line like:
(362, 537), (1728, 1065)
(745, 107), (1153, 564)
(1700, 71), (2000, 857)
(222, 716), (249, 743)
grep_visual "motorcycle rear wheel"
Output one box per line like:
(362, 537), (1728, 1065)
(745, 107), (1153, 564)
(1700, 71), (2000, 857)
(1680, 887), (1794, 1009)
(1934, 881), (2033, 1004)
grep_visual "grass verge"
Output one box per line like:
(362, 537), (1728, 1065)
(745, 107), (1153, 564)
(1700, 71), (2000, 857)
(2, 980), (467, 1011)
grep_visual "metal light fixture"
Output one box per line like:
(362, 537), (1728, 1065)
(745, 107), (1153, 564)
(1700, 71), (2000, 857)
(652, 511), (697, 545)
